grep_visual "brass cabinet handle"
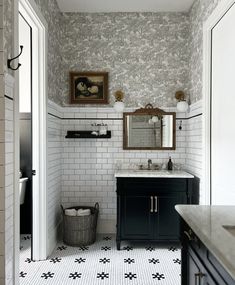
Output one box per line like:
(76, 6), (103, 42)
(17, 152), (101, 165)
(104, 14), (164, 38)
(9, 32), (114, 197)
(150, 196), (154, 212)
(154, 196), (158, 212)
(184, 230), (193, 241)
(195, 272), (206, 284)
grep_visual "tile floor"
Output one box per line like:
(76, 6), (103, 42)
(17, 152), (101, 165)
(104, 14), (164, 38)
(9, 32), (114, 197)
(20, 235), (181, 285)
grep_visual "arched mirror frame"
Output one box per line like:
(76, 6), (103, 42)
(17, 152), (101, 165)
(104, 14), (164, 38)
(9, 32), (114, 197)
(123, 104), (176, 150)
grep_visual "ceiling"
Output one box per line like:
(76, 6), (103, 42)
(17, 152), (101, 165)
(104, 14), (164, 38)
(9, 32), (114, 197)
(56, 0), (195, 13)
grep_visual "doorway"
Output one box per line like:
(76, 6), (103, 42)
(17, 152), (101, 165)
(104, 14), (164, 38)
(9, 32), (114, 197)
(16, 0), (48, 280)
(203, 0), (235, 205)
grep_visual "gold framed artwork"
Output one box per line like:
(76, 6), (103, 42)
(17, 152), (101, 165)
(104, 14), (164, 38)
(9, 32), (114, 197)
(70, 71), (108, 104)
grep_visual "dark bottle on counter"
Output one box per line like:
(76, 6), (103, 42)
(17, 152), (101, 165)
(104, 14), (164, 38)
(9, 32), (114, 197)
(167, 157), (173, 170)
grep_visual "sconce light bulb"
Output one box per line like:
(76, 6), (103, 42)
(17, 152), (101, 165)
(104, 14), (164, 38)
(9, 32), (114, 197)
(114, 101), (125, 113)
(177, 100), (189, 112)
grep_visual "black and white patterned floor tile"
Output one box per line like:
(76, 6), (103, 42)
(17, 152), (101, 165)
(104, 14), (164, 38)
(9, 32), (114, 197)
(20, 234), (181, 284)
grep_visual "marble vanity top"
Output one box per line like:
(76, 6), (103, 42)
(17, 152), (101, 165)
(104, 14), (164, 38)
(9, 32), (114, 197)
(115, 170), (194, 178)
(175, 205), (235, 280)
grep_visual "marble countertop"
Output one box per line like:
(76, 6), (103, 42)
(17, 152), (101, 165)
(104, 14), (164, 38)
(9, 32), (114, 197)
(175, 205), (235, 280)
(115, 170), (194, 178)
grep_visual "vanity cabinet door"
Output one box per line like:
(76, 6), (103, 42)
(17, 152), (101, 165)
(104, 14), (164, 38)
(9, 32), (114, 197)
(121, 195), (153, 239)
(156, 192), (187, 240)
(188, 247), (220, 285)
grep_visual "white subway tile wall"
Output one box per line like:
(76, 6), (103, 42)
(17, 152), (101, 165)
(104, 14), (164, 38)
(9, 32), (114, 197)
(47, 101), (63, 252)
(59, 106), (187, 233)
(185, 100), (203, 202)
(3, 75), (14, 285)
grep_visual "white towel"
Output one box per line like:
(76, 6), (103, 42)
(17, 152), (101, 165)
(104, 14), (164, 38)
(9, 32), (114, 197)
(65, 209), (77, 216)
(77, 209), (91, 216)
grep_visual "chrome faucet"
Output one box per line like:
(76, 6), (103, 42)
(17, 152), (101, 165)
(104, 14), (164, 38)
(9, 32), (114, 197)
(147, 159), (152, 170)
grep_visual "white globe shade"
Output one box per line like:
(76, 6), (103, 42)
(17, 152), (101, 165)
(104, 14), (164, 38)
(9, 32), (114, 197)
(177, 101), (188, 112)
(151, 116), (159, 123)
(148, 118), (154, 125)
(114, 101), (125, 113)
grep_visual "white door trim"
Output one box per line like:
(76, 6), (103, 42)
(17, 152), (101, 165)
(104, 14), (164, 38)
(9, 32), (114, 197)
(14, 0), (48, 281)
(203, 0), (235, 205)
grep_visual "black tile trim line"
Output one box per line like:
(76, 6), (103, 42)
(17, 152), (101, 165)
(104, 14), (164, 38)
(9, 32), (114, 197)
(176, 113), (202, 120)
(48, 112), (122, 121)
(48, 112), (202, 121)
(4, 95), (14, 101)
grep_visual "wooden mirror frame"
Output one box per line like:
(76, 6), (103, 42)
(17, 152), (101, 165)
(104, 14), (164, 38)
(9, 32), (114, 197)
(123, 104), (176, 150)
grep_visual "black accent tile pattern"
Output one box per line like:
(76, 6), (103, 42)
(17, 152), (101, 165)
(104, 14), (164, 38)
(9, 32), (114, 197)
(99, 258), (110, 264)
(41, 272), (55, 279)
(23, 236), (31, 241)
(173, 258), (181, 264)
(20, 271), (27, 278)
(69, 272), (82, 279)
(149, 258), (160, 264)
(125, 272), (137, 280)
(169, 246), (178, 252)
(152, 273), (165, 280)
(25, 258), (35, 263)
(97, 272), (109, 280)
(79, 246), (89, 251)
(101, 246), (111, 251)
(20, 234), (181, 285)
(123, 246), (133, 251)
(124, 258), (135, 264)
(146, 246), (155, 251)
(57, 245), (67, 251)
(50, 257), (62, 263)
(103, 236), (112, 240)
(75, 257), (86, 263)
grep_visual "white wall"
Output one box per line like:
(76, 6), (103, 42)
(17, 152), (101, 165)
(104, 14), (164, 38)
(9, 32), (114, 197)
(211, 3), (235, 205)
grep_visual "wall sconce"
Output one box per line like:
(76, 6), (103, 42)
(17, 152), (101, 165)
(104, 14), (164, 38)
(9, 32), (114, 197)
(175, 91), (189, 112)
(113, 90), (125, 113)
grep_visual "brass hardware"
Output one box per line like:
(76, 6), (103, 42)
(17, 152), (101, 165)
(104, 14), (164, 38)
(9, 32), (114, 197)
(150, 196), (154, 213)
(195, 272), (206, 284)
(183, 229), (197, 241)
(154, 196), (158, 212)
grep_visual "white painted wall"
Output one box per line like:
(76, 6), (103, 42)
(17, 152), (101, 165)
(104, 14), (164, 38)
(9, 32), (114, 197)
(211, 3), (235, 205)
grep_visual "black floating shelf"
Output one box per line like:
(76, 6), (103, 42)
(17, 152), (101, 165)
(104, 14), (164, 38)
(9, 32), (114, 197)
(65, 130), (111, 139)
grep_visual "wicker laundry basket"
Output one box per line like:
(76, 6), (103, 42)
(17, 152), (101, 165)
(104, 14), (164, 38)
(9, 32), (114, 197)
(61, 203), (99, 246)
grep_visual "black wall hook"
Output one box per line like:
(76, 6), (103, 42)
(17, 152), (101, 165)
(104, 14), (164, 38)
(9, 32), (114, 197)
(7, 45), (24, 71)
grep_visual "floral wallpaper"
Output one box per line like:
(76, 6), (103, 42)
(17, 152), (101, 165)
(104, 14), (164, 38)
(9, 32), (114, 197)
(3, 0), (63, 104)
(61, 12), (190, 107)
(3, 0), (224, 106)
(188, 0), (222, 103)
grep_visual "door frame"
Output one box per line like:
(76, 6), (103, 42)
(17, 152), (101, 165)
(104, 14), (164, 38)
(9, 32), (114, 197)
(203, 0), (235, 205)
(14, 0), (48, 281)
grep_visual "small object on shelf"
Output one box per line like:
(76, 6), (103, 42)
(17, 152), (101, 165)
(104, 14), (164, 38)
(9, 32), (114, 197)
(167, 157), (173, 170)
(65, 130), (111, 139)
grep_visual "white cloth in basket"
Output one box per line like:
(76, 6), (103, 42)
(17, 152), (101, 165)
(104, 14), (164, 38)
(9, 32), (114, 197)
(65, 209), (77, 216)
(77, 209), (91, 216)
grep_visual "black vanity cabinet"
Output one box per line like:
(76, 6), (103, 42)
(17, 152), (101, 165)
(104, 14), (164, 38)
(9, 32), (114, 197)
(116, 177), (198, 250)
(181, 220), (235, 285)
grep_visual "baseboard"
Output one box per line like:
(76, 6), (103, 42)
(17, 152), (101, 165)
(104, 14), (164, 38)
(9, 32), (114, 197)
(97, 219), (116, 234)
(47, 220), (62, 256)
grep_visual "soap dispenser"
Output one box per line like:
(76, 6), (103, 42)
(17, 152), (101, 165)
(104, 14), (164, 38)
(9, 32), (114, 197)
(167, 157), (173, 171)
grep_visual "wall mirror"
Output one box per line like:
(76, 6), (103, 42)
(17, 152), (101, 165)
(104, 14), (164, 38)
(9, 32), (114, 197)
(123, 104), (176, 150)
